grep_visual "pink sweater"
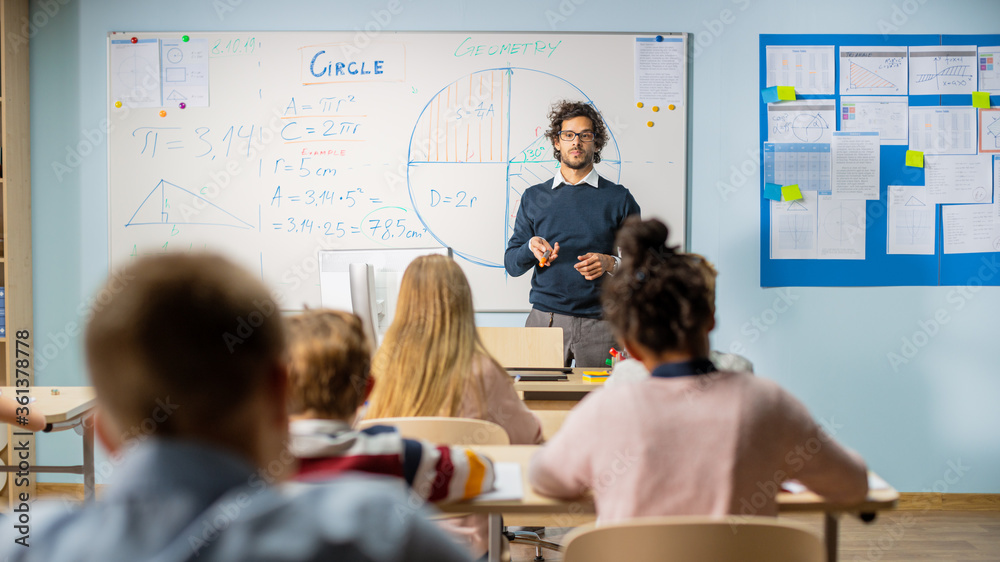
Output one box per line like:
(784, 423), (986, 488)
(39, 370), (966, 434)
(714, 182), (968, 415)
(456, 354), (544, 445)
(440, 353), (543, 557)
(529, 371), (868, 521)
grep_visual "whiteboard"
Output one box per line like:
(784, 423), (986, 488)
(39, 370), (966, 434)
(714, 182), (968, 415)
(107, 31), (689, 311)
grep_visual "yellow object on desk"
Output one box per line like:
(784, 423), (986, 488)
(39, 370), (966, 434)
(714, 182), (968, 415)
(581, 371), (610, 384)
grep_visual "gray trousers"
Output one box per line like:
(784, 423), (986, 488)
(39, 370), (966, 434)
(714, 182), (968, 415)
(525, 308), (618, 368)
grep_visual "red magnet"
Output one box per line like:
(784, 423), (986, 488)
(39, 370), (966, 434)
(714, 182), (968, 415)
(131, 37), (138, 44)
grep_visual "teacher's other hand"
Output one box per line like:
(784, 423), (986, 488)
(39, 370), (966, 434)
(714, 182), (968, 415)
(575, 253), (614, 280)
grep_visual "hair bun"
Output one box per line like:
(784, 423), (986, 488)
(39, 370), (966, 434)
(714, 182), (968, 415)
(617, 217), (673, 263)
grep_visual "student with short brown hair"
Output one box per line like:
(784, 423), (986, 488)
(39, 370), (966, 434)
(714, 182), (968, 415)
(0, 253), (470, 562)
(285, 309), (496, 502)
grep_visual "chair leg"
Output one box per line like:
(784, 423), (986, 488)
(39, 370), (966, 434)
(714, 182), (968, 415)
(503, 529), (563, 558)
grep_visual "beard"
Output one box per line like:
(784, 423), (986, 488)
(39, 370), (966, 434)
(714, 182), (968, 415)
(560, 150), (593, 170)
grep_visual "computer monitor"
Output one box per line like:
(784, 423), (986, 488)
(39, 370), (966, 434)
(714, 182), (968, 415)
(319, 247), (452, 349)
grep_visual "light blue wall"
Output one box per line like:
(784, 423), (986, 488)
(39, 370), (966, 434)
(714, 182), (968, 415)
(27, 0), (1000, 493)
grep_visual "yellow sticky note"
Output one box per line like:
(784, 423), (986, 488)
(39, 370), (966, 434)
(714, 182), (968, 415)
(776, 86), (796, 101)
(972, 91), (991, 109)
(906, 150), (924, 168)
(782, 184), (803, 201)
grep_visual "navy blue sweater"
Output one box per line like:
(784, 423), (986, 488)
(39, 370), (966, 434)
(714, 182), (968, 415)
(504, 176), (640, 318)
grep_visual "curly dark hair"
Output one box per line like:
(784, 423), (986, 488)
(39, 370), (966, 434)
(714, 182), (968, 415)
(546, 100), (609, 164)
(602, 217), (714, 355)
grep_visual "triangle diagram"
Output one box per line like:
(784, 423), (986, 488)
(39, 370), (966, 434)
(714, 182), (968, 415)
(988, 119), (1000, 137)
(904, 196), (927, 207)
(126, 180), (254, 229)
(166, 90), (188, 101)
(509, 135), (555, 165)
(786, 201), (810, 211)
(849, 61), (896, 89)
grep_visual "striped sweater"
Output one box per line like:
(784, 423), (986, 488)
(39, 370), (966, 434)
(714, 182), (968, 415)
(289, 419), (496, 502)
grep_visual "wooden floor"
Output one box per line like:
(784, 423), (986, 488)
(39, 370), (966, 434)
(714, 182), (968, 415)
(511, 511), (1000, 561)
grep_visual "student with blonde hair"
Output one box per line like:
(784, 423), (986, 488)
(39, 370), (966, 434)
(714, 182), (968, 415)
(366, 255), (542, 445)
(285, 308), (496, 502)
(367, 254), (543, 558)
(530, 218), (868, 521)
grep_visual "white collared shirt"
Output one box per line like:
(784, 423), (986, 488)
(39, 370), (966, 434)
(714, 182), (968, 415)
(552, 166), (601, 189)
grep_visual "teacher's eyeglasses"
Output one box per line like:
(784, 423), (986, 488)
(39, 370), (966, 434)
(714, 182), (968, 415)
(558, 130), (596, 142)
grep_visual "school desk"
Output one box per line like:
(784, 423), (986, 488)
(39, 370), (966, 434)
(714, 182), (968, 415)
(513, 368), (604, 402)
(1, 386), (97, 502)
(441, 445), (899, 562)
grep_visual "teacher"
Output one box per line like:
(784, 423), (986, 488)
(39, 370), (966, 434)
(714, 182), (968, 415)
(504, 100), (641, 367)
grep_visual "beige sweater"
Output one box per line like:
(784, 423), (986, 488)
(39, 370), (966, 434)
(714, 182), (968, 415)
(530, 371), (868, 521)
(440, 354), (543, 557)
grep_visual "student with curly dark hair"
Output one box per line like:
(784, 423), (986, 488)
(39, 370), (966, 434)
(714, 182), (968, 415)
(504, 100), (640, 367)
(529, 217), (869, 521)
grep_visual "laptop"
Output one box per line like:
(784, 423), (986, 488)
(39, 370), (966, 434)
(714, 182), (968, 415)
(507, 366), (571, 381)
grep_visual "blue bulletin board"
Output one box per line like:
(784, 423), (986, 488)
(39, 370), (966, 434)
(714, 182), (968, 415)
(759, 34), (1000, 287)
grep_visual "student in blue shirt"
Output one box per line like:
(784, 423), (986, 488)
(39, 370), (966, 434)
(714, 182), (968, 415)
(505, 100), (641, 367)
(0, 253), (470, 562)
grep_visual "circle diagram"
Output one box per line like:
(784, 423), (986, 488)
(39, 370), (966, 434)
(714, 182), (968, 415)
(407, 67), (621, 268)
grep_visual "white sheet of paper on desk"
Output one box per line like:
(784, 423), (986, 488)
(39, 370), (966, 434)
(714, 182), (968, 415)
(979, 46), (1000, 94)
(908, 45), (977, 96)
(475, 462), (523, 502)
(781, 480), (807, 494)
(770, 191), (818, 260)
(887, 185), (936, 255)
(942, 202), (997, 254)
(831, 132), (880, 200)
(868, 473), (890, 491)
(110, 38), (162, 108)
(839, 46), (907, 95)
(840, 96), (908, 145)
(785, 475), (889, 494)
(817, 195), (866, 260)
(767, 100), (835, 144)
(766, 45), (835, 95)
(925, 154), (992, 204)
(909, 106), (976, 155)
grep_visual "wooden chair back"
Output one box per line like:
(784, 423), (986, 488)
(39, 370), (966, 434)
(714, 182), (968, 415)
(562, 516), (824, 562)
